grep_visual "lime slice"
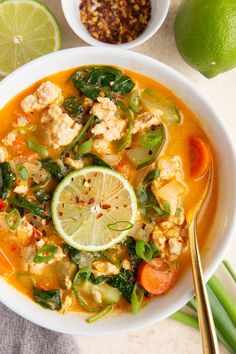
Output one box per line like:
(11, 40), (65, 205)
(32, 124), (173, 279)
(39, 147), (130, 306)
(51, 167), (137, 251)
(0, 0), (61, 76)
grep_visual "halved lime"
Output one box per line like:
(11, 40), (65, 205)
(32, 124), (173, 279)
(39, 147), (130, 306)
(0, 0), (61, 76)
(51, 167), (137, 251)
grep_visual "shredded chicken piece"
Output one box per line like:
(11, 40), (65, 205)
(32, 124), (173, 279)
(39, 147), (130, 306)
(21, 81), (62, 113)
(132, 111), (162, 134)
(122, 259), (131, 270)
(92, 260), (119, 277)
(64, 157), (84, 170)
(158, 156), (183, 181)
(0, 146), (8, 162)
(91, 97), (126, 142)
(2, 132), (17, 146)
(41, 105), (82, 149)
(60, 295), (73, 315)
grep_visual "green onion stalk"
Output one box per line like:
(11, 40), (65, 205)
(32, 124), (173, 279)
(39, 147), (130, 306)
(171, 261), (236, 353)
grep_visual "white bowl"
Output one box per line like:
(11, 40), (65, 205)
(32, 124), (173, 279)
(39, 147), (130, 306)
(0, 47), (236, 335)
(61, 0), (170, 49)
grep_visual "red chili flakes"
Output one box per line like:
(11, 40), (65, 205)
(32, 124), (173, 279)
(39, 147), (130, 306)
(101, 204), (111, 210)
(97, 213), (103, 219)
(88, 197), (95, 204)
(80, 0), (152, 44)
(33, 228), (42, 241)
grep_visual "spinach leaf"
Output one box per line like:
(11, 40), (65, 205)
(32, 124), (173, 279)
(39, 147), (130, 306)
(73, 79), (101, 101)
(112, 76), (135, 94)
(34, 190), (51, 204)
(39, 158), (65, 182)
(72, 66), (135, 100)
(63, 244), (81, 264)
(63, 96), (84, 119)
(82, 153), (116, 171)
(107, 270), (135, 303)
(9, 195), (50, 219)
(87, 70), (116, 87)
(143, 169), (160, 185)
(33, 286), (61, 310)
(89, 273), (110, 285)
(124, 237), (142, 272)
(0, 162), (16, 199)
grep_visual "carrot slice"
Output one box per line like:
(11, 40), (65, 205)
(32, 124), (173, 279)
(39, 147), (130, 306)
(137, 258), (176, 295)
(0, 248), (14, 276)
(189, 136), (212, 178)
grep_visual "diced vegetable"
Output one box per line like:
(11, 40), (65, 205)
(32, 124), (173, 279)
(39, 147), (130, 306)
(189, 136), (212, 178)
(138, 258), (176, 295)
(33, 244), (58, 263)
(77, 138), (93, 155)
(0, 162), (16, 200)
(126, 123), (165, 169)
(17, 273), (35, 288)
(9, 195), (50, 219)
(16, 165), (29, 180)
(39, 158), (65, 182)
(131, 282), (144, 314)
(33, 286), (62, 310)
(63, 96), (84, 119)
(0, 199), (6, 210)
(0, 248), (14, 276)
(142, 89), (181, 125)
(6, 208), (21, 230)
(27, 139), (48, 157)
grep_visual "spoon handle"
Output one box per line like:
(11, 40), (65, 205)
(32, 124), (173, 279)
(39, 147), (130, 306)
(189, 217), (219, 354)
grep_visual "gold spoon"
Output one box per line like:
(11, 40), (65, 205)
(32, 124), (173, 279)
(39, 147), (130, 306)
(186, 170), (219, 354)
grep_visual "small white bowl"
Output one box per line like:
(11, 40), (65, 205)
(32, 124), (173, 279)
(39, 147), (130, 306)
(0, 47), (236, 335)
(61, 0), (170, 49)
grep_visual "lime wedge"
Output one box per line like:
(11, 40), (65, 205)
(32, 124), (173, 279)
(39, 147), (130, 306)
(51, 167), (137, 251)
(0, 0), (61, 76)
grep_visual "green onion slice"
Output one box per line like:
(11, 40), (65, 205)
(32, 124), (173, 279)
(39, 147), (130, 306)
(86, 305), (113, 323)
(67, 115), (94, 152)
(27, 139), (48, 157)
(107, 221), (133, 231)
(116, 101), (133, 153)
(16, 165), (29, 180)
(77, 138), (93, 155)
(141, 132), (163, 148)
(6, 208), (21, 230)
(131, 282), (144, 314)
(129, 91), (142, 114)
(135, 240), (153, 262)
(75, 266), (92, 282)
(33, 245), (58, 263)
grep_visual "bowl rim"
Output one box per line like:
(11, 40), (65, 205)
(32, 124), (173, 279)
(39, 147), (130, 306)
(0, 46), (236, 335)
(61, 0), (170, 49)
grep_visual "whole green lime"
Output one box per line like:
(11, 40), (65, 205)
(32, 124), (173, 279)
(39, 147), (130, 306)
(175, 0), (236, 78)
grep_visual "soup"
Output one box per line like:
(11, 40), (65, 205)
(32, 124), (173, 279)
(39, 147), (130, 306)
(0, 65), (216, 321)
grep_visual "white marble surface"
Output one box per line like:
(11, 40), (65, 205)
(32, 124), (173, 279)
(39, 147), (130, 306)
(46, 1), (236, 353)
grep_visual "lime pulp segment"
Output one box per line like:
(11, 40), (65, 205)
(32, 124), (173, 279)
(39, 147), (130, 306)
(51, 167), (137, 251)
(0, 0), (61, 76)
